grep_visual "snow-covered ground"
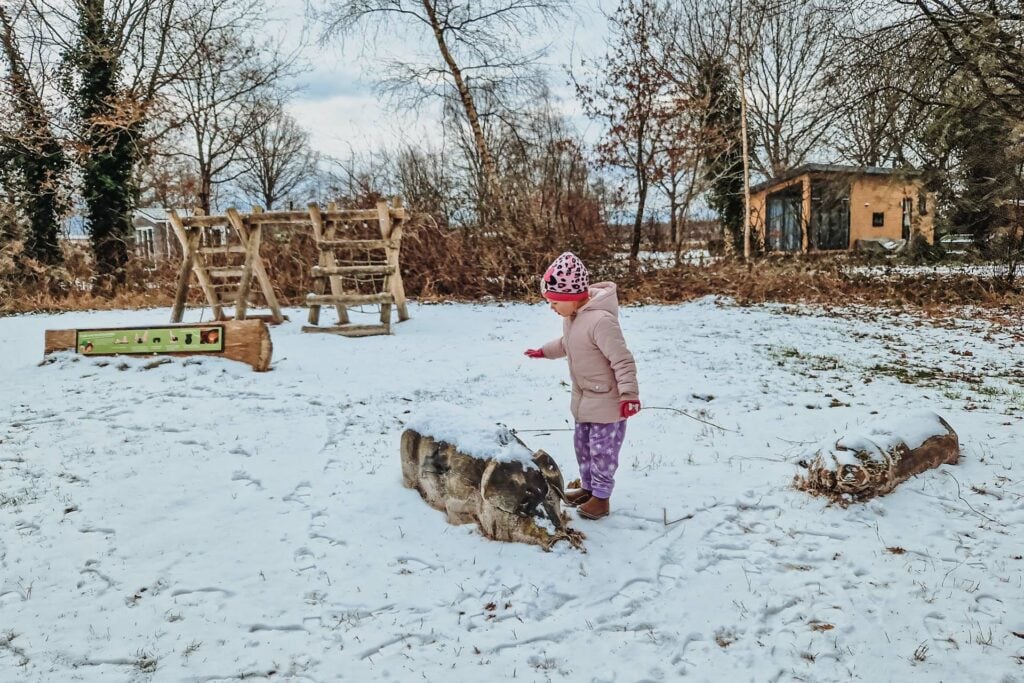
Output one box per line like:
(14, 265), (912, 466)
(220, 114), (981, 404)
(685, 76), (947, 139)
(614, 250), (717, 268)
(1, 299), (1023, 682)
(845, 263), (1017, 279)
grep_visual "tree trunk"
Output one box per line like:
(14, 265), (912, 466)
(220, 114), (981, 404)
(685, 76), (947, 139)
(76, 0), (140, 292)
(421, 0), (498, 201)
(199, 173), (213, 216)
(632, 176), (647, 269)
(1, 7), (66, 266)
(739, 64), (752, 261)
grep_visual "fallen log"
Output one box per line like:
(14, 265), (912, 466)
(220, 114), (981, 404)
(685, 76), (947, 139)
(400, 405), (584, 550)
(794, 411), (959, 503)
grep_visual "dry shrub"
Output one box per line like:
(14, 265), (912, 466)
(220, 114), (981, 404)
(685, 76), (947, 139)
(382, 214), (613, 300)
(622, 255), (1024, 311)
(1, 243), (179, 315)
(6, 232), (1024, 316)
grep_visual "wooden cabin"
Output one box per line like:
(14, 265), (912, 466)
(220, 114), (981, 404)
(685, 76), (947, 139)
(749, 164), (935, 252)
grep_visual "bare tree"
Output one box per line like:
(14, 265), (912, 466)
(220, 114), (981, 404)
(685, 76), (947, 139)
(237, 102), (319, 210)
(137, 139), (202, 210)
(164, 0), (298, 214)
(395, 144), (458, 226)
(746, 0), (839, 177)
(313, 0), (568, 206)
(576, 0), (675, 267)
(823, 1), (941, 167)
(842, 0), (1024, 257)
(895, 0), (1024, 121)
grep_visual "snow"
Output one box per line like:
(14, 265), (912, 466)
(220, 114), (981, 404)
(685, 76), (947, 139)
(845, 263), (1014, 279)
(404, 402), (535, 465)
(808, 410), (951, 466)
(1, 299), (1023, 681)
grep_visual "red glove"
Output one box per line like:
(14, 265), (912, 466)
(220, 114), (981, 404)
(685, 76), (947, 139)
(524, 348), (545, 359)
(620, 400), (641, 419)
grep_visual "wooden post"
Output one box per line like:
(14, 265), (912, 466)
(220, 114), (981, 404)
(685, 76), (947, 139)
(376, 200), (394, 331)
(229, 207), (283, 324)
(308, 203), (350, 326)
(227, 207), (259, 320)
(390, 197), (410, 322)
(307, 203), (325, 326)
(169, 210), (223, 322)
(169, 210), (196, 324)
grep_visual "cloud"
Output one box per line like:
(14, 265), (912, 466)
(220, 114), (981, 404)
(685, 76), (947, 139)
(285, 94), (443, 157)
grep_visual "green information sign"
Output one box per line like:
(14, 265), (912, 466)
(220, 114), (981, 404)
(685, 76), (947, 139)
(76, 326), (225, 355)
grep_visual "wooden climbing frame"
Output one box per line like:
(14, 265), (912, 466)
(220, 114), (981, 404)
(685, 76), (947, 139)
(168, 199), (410, 336)
(169, 208), (284, 324)
(303, 198), (410, 337)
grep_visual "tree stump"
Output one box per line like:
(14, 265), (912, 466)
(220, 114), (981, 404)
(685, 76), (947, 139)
(794, 411), (959, 503)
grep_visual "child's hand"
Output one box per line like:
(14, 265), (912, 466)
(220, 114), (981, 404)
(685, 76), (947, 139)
(620, 400), (641, 419)
(523, 348), (545, 359)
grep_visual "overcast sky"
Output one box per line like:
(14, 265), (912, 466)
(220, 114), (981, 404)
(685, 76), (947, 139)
(272, 0), (614, 160)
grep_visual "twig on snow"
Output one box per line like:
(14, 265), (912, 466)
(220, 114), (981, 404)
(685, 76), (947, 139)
(943, 471), (1003, 526)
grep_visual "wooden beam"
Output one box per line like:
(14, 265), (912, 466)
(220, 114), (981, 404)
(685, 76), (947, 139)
(198, 245), (248, 255)
(305, 293), (395, 306)
(179, 215), (232, 228)
(317, 238), (398, 250)
(300, 324), (390, 337)
(311, 265), (394, 276)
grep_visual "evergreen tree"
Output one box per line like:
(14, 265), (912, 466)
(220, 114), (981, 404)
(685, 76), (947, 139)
(63, 0), (141, 292)
(698, 56), (745, 253)
(1, 7), (68, 265)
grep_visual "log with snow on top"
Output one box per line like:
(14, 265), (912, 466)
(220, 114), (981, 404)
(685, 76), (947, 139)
(400, 403), (584, 550)
(794, 410), (959, 503)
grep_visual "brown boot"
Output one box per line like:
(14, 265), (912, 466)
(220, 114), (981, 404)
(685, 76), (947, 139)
(564, 488), (592, 507)
(578, 496), (610, 520)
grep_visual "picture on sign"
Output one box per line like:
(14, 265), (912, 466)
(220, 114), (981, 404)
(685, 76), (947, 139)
(76, 326), (225, 355)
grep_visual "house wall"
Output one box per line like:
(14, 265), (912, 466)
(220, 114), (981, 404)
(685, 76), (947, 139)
(753, 173), (936, 251)
(849, 176), (935, 245)
(133, 218), (181, 261)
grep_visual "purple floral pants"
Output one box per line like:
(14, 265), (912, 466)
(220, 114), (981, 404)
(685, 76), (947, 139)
(573, 421), (627, 499)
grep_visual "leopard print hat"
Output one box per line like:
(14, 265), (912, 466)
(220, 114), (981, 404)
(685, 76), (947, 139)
(541, 252), (590, 301)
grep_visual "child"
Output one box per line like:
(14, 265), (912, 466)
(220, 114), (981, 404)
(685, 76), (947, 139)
(523, 252), (640, 520)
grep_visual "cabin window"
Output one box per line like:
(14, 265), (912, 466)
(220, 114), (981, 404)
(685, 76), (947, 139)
(872, 212), (885, 227)
(918, 189), (928, 215)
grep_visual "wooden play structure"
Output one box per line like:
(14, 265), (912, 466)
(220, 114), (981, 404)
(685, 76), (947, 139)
(169, 207), (284, 325)
(170, 199), (410, 337)
(304, 199), (409, 336)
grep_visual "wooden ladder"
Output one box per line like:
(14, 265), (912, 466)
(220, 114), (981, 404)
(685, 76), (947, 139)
(302, 199), (410, 337)
(169, 208), (284, 324)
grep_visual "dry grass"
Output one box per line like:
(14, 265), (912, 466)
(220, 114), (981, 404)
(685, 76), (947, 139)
(4, 238), (1023, 318)
(622, 256), (1024, 311)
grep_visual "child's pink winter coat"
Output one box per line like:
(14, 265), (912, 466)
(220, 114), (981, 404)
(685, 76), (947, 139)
(540, 282), (639, 423)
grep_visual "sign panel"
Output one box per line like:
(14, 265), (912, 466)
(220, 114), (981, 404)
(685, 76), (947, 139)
(75, 326), (225, 355)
